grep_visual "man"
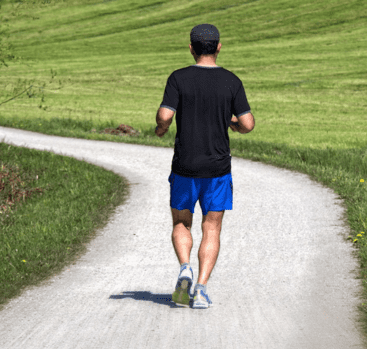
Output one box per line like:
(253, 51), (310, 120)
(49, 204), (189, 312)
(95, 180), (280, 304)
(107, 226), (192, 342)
(155, 24), (255, 309)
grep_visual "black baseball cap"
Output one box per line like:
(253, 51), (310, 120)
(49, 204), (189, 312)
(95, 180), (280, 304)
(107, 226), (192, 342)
(190, 24), (220, 43)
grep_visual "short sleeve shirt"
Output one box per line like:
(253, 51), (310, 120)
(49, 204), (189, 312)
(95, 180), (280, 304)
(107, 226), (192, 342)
(160, 65), (251, 178)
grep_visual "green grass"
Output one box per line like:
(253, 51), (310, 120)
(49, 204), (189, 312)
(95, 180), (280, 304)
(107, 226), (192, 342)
(0, 0), (367, 341)
(0, 143), (130, 308)
(1, 0), (366, 149)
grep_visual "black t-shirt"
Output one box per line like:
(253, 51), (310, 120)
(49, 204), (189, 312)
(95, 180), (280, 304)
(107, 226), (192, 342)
(160, 65), (251, 178)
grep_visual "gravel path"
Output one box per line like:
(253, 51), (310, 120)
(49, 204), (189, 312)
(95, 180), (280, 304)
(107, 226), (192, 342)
(0, 126), (365, 348)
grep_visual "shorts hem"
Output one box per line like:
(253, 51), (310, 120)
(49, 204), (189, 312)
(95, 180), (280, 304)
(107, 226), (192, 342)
(170, 206), (195, 214)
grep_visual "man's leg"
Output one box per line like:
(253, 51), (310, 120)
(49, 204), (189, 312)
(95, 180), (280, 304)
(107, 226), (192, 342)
(171, 208), (194, 305)
(171, 208), (193, 264)
(197, 210), (225, 285)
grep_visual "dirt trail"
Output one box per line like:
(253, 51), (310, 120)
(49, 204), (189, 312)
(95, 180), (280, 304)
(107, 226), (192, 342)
(0, 126), (365, 348)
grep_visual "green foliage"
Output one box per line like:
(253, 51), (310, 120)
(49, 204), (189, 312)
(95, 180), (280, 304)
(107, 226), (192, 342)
(0, 9), (13, 67)
(0, 0), (365, 149)
(0, 69), (63, 111)
(0, 161), (46, 222)
(0, 143), (129, 306)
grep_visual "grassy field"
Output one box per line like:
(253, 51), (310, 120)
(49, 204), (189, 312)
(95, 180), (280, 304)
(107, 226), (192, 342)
(0, 0), (367, 338)
(1, 0), (366, 149)
(0, 142), (130, 307)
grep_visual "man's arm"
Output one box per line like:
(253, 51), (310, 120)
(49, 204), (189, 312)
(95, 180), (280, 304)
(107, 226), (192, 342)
(155, 107), (175, 137)
(230, 113), (255, 134)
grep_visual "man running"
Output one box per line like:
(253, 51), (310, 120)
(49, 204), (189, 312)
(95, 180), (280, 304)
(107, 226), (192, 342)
(155, 24), (255, 309)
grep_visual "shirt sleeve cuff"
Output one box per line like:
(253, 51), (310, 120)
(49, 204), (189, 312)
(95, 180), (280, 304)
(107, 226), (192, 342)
(160, 105), (177, 112)
(236, 110), (251, 118)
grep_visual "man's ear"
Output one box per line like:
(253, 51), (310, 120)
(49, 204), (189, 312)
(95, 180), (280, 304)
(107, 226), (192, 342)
(190, 44), (195, 57)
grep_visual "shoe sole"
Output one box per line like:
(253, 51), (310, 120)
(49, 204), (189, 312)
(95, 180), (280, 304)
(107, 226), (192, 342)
(192, 290), (212, 309)
(172, 278), (192, 306)
(192, 303), (210, 309)
(192, 298), (211, 309)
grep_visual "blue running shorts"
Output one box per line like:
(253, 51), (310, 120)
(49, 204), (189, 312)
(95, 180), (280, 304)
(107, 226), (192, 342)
(168, 171), (233, 216)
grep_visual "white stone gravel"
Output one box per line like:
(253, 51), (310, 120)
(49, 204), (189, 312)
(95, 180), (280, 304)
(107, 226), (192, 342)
(0, 126), (365, 348)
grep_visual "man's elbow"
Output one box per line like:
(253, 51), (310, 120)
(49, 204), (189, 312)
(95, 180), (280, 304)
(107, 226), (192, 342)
(240, 114), (255, 134)
(243, 123), (255, 134)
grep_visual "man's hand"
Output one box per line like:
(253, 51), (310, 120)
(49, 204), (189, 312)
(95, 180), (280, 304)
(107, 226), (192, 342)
(229, 116), (239, 132)
(155, 125), (169, 138)
(229, 114), (255, 134)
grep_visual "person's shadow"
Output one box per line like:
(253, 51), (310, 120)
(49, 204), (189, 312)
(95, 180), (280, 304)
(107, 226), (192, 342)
(109, 291), (192, 308)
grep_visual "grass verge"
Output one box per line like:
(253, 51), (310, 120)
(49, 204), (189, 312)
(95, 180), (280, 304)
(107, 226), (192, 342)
(0, 142), (130, 309)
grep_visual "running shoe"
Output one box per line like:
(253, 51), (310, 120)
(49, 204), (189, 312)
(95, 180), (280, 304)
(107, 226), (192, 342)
(172, 264), (194, 306)
(192, 284), (212, 309)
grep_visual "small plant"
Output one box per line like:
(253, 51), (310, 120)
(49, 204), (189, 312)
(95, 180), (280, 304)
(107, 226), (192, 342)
(0, 163), (45, 222)
(0, 70), (62, 109)
(0, 13), (15, 68)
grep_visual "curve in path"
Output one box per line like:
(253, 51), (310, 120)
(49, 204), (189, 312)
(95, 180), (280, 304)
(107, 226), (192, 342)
(0, 126), (365, 349)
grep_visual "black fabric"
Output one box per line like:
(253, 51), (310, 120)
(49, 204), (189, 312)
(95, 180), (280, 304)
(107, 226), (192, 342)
(160, 65), (251, 178)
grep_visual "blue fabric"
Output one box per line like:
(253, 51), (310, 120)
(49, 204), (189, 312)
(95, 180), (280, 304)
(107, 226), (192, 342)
(168, 171), (233, 216)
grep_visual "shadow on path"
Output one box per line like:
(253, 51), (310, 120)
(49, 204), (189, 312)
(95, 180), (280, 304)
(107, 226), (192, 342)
(109, 291), (188, 308)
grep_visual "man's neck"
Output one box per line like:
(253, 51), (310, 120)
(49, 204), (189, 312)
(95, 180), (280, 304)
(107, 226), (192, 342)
(195, 63), (218, 67)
